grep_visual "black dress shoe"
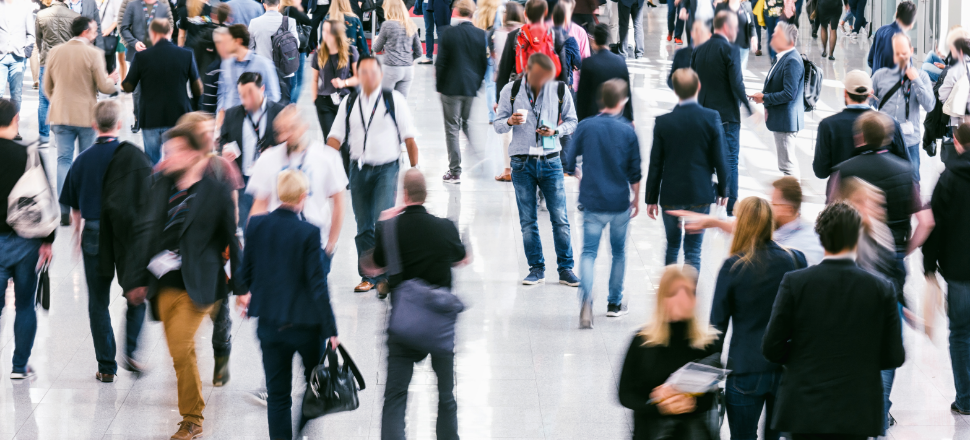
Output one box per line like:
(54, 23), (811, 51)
(131, 121), (140, 133)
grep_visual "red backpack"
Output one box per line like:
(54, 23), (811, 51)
(514, 24), (562, 78)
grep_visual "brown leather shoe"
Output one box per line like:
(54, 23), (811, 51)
(171, 421), (203, 440)
(95, 372), (114, 383)
(494, 169), (512, 182)
(354, 281), (375, 292)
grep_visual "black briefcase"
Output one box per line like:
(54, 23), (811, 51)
(302, 342), (366, 419)
(35, 263), (50, 311)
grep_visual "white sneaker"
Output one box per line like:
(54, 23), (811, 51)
(10, 367), (35, 380)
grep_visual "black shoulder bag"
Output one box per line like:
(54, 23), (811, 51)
(302, 340), (366, 419)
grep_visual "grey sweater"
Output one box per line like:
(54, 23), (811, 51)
(372, 20), (422, 67)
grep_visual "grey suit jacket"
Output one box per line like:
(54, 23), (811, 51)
(80, 0), (105, 50)
(119, 0), (171, 61)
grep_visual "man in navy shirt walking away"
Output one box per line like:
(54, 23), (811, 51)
(565, 79), (642, 329)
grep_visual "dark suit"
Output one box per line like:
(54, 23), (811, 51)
(812, 107), (909, 180)
(576, 48), (634, 121)
(762, 259), (905, 437)
(218, 100), (286, 172)
(435, 21), (488, 97)
(666, 46), (692, 90)
(122, 39), (200, 129)
(763, 48), (805, 133)
(125, 173), (243, 306)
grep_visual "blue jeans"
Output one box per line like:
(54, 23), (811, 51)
(142, 127), (169, 165)
(349, 160), (399, 282)
(38, 66), (49, 142)
(382, 343), (458, 440)
(0, 233), (41, 373)
(53, 125), (96, 214)
(949, 279), (970, 411)
(238, 175), (253, 231)
(667, 2), (684, 37)
(908, 144), (921, 181)
(485, 58), (496, 122)
(723, 121), (740, 215)
(765, 16), (779, 59)
(924, 52), (944, 82)
(579, 210), (630, 306)
(289, 52), (306, 103)
(725, 371), (782, 440)
(256, 321), (324, 440)
(510, 155), (574, 272)
(851, 0), (868, 33)
(660, 204), (710, 271)
(81, 222), (146, 375)
(424, 11), (437, 56)
(0, 54), (25, 112)
(881, 303), (904, 434)
(750, 0), (762, 49)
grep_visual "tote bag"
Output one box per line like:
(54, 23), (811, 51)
(7, 143), (59, 239)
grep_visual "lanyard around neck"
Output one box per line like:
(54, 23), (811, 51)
(358, 93), (382, 158)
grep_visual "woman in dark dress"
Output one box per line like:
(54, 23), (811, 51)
(618, 265), (722, 440)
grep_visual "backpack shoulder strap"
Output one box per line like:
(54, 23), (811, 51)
(343, 89), (359, 145)
(510, 78), (522, 105)
(382, 88), (401, 144)
(557, 81), (566, 124)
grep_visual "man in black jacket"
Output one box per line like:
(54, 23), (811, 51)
(125, 126), (242, 440)
(576, 24), (634, 122)
(667, 20), (710, 90)
(218, 72), (285, 230)
(813, 70), (909, 183)
(58, 100), (151, 382)
(763, 202), (905, 440)
(923, 123), (970, 416)
(690, 11), (751, 215)
(435, 0), (487, 183)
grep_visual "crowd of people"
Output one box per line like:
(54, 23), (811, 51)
(1, 0), (970, 438)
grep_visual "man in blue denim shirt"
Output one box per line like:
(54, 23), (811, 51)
(565, 79), (640, 328)
(494, 53), (580, 287)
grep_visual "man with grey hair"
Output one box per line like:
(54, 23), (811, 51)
(751, 21), (804, 178)
(494, 52), (580, 287)
(871, 32), (934, 181)
(58, 99), (153, 382)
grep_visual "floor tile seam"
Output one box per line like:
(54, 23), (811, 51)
(9, 386), (51, 439)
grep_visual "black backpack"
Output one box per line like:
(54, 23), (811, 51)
(342, 88), (401, 148)
(801, 54), (823, 112)
(271, 18), (301, 76)
(923, 62), (956, 157)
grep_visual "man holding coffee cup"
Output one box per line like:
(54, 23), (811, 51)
(493, 52), (580, 287)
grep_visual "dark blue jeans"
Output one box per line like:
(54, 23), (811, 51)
(851, 0), (868, 33)
(38, 66), (49, 142)
(239, 175), (253, 231)
(723, 121), (740, 215)
(382, 343), (458, 440)
(289, 53), (306, 103)
(765, 16), (779, 59)
(82, 222), (147, 374)
(350, 160), (399, 282)
(0, 233), (40, 373)
(256, 321), (324, 440)
(667, 2), (684, 37)
(908, 144), (921, 182)
(510, 155), (574, 272)
(950, 279), (970, 412)
(750, 0), (762, 49)
(424, 11), (437, 56)
(726, 371), (781, 440)
(660, 204), (710, 272)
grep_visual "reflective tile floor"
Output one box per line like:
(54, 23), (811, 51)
(2, 8), (966, 440)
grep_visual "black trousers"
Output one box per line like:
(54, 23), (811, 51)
(381, 343), (458, 440)
(103, 35), (118, 74)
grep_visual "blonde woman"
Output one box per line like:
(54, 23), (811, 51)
(618, 265), (721, 439)
(475, 0), (502, 121)
(709, 196), (806, 440)
(373, 0), (422, 97)
(317, 0), (370, 56)
(310, 19), (359, 173)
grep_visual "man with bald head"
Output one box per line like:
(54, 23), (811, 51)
(871, 32), (934, 181)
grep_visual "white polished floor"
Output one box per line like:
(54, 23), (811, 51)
(1, 7), (965, 440)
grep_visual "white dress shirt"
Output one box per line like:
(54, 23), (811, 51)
(328, 88), (416, 167)
(241, 98), (268, 175)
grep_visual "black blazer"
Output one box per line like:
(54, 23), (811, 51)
(646, 102), (729, 206)
(762, 259), (905, 437)
(666, 46), (692, 90)
(125, 174), (243, 307)
(100, 142), (153, 285)
(237, 209), (337, 334)
(690, 34), (751, 124)
(812, 107), (909, 179)
(219, 100), (286, 172)
(710, 242), (806, 375)
(122, 39), (200, 129)
(435, 21), (488, 97)
(576, 48), (634, 121)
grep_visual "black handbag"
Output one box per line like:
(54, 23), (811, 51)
(35, 262), (50, 311)
(302, 341), (366, 419)
(284, 7), (312, 51)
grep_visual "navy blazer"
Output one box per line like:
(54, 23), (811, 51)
(763, 259), (904, 437)
(762, 49), (805, 133)
(666, 46), (692, 90)
(435, 21), (488, 97)
(646, 102), (729, 206)
(576, 48), (634, 121)
(691, 34), (752, 123)
(710, 241), (806, 375)
(237, 209), (338, 334)
(122, 39), (200, 129)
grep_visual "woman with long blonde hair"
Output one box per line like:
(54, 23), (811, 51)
(373, 0), (423, 96)
(319, 0), (371, 56)
(709, 196), (806, 440)
(309, 19), (359, 174)
(618, 265), (721, 439)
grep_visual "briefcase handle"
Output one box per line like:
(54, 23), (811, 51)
(321, 340), (367, 391)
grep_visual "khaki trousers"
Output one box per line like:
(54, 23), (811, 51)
(156, 288), (215, 426)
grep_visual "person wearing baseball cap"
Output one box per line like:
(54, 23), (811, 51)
(812, 69), (909, 185)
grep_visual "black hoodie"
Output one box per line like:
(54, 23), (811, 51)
(924, 151), (970, 280)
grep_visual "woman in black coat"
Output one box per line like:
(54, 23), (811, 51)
(618, 265), (722, 440)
